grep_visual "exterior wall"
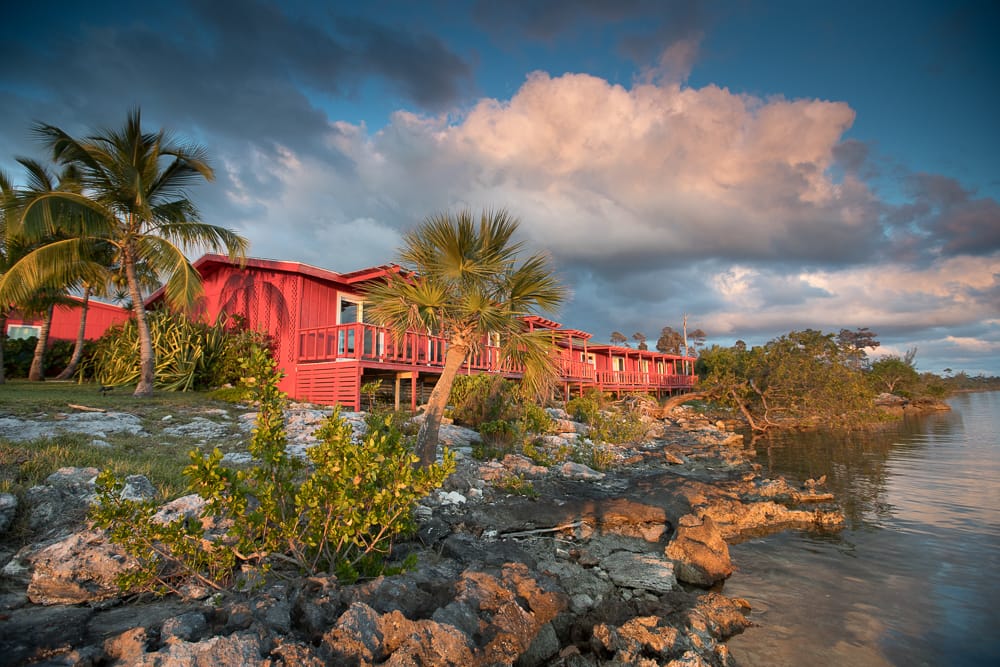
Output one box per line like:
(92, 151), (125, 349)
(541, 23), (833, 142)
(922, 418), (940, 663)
(6, 299), (130, 341)
(193, 264), (306, 394)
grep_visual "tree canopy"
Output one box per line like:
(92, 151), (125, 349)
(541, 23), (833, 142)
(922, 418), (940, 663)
(365, 208), (566, 466)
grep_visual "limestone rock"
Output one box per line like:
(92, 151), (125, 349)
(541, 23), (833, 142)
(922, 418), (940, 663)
(601, 550), (677, 593)
(665, 514), (733, 586)
(132, 630), (269, 666)
(120, 475), (157, 502)
(26, 529), (135, 604)
(0, 492), (17, 533)
(592, 615), (682, 663)
(557, 461), (605, 481)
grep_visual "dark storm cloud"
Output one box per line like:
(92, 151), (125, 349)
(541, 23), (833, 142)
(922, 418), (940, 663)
(891, 173), (1000, 257)
(1, 0), (472, 151)
(471, 0), (712, 64)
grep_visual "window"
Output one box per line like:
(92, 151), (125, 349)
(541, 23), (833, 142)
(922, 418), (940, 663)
(7, 324), (40, 340)
(612, 357), (625, 372)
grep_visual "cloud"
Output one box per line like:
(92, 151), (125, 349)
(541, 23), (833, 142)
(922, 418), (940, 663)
(894, 173), (1000, 257)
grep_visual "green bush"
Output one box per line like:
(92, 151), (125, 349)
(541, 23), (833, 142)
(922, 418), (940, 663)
(519, 402), (555, 435)
(478, 419), (520, 454)
(566, 391), (605, 424)
(1, 337), (82, 379)
(571, 440), (616, 471)
(91, 344), (454, 594)
(449, 374), (521, 428)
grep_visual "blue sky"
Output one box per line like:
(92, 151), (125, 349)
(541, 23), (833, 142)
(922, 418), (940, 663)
(2, 0), (998, 375)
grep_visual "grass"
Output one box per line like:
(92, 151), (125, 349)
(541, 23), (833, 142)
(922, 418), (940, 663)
(0, 379), (253, 502)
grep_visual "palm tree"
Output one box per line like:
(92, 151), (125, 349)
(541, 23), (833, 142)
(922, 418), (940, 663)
(0, 109), (248, 396)
(0, 169), (13, 384)
(3, 157), (88, 381)
(365, 209), (567, 467)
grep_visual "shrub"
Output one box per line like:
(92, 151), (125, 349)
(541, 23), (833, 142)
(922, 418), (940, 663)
(519, 402), (555, 435)
(87, 310), (269, 391)
(566, 391), (605, 424)
(1, 337), (82, 379)
(494, 473), (539, 498)
(449, 374), (520, 428)
(478, 419), (520, 454)
(571, 440), (616, 471)
(91, 344), (454, 594)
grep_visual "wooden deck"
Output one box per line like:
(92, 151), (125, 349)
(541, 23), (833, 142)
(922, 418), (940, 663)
(295, 323), (696, 409)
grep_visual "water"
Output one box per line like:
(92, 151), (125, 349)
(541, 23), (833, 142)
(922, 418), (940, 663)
(725, 391), (1000, 667)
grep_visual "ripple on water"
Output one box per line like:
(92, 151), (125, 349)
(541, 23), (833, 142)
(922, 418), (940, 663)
(725, 391), (1000, 667)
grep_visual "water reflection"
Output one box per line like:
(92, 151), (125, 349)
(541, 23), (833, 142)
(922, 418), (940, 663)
(726, 392), (1000, 667)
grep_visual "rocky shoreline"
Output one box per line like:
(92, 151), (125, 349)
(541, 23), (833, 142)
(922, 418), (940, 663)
(0, 404), (843, 666)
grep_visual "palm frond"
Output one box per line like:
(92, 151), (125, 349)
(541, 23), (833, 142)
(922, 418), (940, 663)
(133, 236), (204, 310)
(0, 238), (110, 307)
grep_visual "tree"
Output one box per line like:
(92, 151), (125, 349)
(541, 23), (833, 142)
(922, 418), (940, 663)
(837, 327), (880, 370)
(0, 109), (248, 396)
(699, 329), (877, 432)
(632, 332), (648, 350)
(3, 157), (88, 381)
(869, 356), (920, 395)
(610, 331), (628, 347)
(0, 168), (14, 384)
(365, 209), (566, 467)
(687, 328), (707, 354)
(656, 326), (683, 354)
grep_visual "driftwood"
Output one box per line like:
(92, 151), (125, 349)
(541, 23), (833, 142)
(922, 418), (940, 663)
(500, 521), (585, 539)
(67, 404), (106, 413)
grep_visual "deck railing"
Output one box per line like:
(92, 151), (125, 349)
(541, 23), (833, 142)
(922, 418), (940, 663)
(297, 323), (695, 390)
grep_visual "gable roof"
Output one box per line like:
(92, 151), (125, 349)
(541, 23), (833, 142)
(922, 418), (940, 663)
(145, 254), (404, 305)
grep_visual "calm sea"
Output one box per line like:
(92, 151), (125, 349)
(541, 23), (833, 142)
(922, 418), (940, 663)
(724, 391), (1000, 667)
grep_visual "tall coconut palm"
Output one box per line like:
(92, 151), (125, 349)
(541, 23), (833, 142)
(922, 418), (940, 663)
(0, 109), (247, 396)
(0, 168), (13, 384)
(365, 209), (567, 467)
(4, 157), (88, 381)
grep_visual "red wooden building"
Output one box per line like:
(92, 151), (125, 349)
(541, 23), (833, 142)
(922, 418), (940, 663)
(5, 297), (131, 342)
(152, 254), (697, 410)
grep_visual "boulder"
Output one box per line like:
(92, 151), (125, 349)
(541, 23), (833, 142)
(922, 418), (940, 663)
(26, 529), (135, 604)
(601, 550), (677, 593)
(665, 514), (733, 586)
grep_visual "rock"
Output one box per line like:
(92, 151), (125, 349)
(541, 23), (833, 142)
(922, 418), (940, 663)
(503, 454), (550, 477)
(322, 601), (387, 663)
(152, 494), (207, 524)
(592, 616), (682, 663)
(517, 621), (561, 667)
(601, 550), (677, 593)
(160, 611), (209, 642)
(162, 417), (232, 440)
(23, 466), (99, 537)
(0, 493), (17, 533)
(665, 514), (733, 586)
(132, 630), (270, 666)
(0, 412), (147, 441)
(26, 529), (135, 604)
(558, 461), (605, 481)
(120, 475), (158, 502)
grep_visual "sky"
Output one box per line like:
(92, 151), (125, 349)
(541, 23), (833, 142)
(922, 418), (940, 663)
(2, 0), (998, 376)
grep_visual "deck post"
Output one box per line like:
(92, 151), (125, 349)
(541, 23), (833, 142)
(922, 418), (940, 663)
(412, 372), (418, 412)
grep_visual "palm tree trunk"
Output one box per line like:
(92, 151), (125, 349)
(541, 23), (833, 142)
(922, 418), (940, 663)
(124, 249), (155, 397)
(55, 284), (91, 381)
(28, 304), (55, 381)
(0, 312), (7, 384)
(415, 341), (469, 467)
